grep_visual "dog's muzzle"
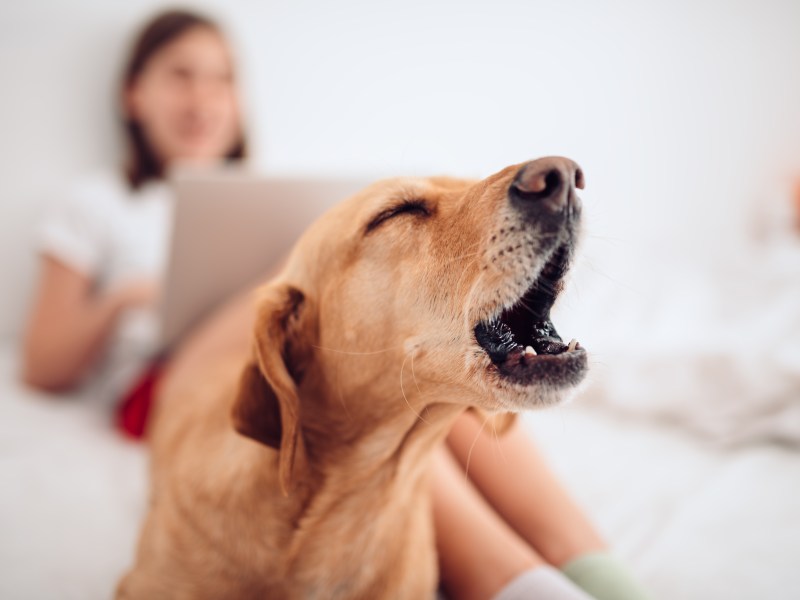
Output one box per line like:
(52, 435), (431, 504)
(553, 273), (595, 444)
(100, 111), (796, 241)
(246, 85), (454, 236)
(474, 157), (588, 388)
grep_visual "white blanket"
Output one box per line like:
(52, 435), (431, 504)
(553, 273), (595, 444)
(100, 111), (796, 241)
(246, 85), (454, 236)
(0, 347), (147, 600)
(527, 405), (800, 600)
(2, 342), (799, 599)
(556, 239), (800, 447)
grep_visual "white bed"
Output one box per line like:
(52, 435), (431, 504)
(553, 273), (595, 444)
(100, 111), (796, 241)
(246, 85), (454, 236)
(2, 321), (799, 599)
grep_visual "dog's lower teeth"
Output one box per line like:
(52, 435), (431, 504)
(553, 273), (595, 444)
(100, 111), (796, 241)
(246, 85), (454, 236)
(524, 345), (536, 356)
(567, 339), (578, 352)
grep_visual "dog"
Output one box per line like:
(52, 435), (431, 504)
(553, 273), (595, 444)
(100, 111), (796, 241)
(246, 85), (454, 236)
(116, 157), (588, 599)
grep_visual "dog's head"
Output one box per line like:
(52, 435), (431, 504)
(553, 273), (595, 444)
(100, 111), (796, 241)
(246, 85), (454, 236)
(234, 158), (588, 492)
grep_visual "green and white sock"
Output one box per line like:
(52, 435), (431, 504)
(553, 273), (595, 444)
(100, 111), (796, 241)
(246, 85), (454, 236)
(492, 565), (594, 600)
(562, 552), (651, 600)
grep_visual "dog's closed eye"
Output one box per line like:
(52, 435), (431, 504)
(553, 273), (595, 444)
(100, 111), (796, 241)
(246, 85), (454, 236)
(365, 200), (432, 234)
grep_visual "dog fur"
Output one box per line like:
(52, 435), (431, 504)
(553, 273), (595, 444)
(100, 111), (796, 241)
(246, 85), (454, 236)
(116, 159), (586, 599)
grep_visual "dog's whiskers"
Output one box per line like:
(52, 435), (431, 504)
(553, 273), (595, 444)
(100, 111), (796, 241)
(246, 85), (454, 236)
(538, 278), (562, 295)
(463, 414), (490, 482)
(312, 344), (399, 356)
(452, 255), (481, 301)
(333, 352), (353, 422)
(440, 246), (481, 268)
(463, 270), (486, 329)
(490, 417), (508, 465)
(515, 297), (542, 318)
(410, 350), (422, 395)
(400, 349), (430, 424)
(580, 256), (637, 294)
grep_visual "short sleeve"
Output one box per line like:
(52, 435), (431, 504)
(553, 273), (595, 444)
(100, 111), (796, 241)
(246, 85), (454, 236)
(37, 185), (107, 277)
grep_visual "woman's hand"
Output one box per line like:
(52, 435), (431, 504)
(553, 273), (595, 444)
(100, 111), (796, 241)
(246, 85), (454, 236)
(111, 278), (160, 312)
(794, 179), (800, 232)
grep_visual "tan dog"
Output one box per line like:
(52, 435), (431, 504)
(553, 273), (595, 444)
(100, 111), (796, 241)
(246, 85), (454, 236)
(117, 157), (588, 599)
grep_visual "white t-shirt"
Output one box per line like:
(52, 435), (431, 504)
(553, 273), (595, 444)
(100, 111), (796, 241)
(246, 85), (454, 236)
(38, 170), (173, 402)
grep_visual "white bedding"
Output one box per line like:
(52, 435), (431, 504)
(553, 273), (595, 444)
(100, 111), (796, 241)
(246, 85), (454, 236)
(2, 341), (799, 599)
(528, 406), (800, 599)
(555, 238), (800, 447)
(0, 345), (147, 600)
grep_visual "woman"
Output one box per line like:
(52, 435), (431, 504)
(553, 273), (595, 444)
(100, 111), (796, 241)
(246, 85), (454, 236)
(23, 9), (246, 423)
(21, 10), (646, 600)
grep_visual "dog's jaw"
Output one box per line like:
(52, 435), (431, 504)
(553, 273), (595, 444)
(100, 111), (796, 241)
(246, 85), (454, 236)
(462, 165), (588, 409)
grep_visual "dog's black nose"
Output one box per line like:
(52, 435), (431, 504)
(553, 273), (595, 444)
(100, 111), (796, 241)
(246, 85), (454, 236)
(509, 157), (584, 216)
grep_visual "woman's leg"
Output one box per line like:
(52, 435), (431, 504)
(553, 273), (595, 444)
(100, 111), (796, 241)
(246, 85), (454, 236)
(445, 410), (607, 568)
(431, 444), (544, 600)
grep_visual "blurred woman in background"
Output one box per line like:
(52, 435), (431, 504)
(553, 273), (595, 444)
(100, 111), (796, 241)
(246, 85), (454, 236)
(22, 10), (246, 417)
(20, 9), (646, 600)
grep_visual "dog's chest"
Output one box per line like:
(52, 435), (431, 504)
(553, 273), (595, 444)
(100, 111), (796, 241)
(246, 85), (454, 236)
(284, 488), (438, 599)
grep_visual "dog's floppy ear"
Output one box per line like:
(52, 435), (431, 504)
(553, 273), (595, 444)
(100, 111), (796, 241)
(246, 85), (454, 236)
(467, 408), (518, 436)
(232, 283), (315, 496)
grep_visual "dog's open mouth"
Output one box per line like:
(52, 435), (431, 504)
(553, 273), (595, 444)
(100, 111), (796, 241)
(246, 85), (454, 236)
(474, 244), (587, 386)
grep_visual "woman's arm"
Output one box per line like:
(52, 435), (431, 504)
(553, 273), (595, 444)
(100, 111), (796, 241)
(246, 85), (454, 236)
(21, 256), (156, 392)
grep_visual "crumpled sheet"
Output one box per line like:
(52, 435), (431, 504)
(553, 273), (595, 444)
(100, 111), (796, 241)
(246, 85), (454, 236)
(555, 237), (800, 447)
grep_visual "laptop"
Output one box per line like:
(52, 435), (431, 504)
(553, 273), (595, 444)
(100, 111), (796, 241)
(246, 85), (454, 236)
(158, 169), (371, 350)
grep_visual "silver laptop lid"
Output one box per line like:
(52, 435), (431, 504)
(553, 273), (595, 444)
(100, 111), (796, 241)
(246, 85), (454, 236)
(159, 170), (371, 351)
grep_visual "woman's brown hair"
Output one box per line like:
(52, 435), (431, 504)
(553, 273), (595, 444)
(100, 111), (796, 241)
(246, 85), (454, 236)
(121, 9), (247, 189)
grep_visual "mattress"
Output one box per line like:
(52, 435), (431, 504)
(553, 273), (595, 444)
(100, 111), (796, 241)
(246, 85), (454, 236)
(1, 342), (798, 600)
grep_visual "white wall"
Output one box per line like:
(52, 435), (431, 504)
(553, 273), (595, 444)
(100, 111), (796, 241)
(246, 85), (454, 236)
(2, 0), (800, 339)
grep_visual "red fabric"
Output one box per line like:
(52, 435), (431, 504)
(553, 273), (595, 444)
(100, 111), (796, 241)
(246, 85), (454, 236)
(115, 360), (166, 440)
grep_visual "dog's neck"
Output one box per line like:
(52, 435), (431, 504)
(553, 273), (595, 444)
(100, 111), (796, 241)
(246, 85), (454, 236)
(277, 385), (464, 581)
(303, 398), (463, 487)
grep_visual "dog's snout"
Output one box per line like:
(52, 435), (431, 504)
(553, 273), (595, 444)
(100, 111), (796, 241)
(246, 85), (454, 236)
(509, 157), (584, 216)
